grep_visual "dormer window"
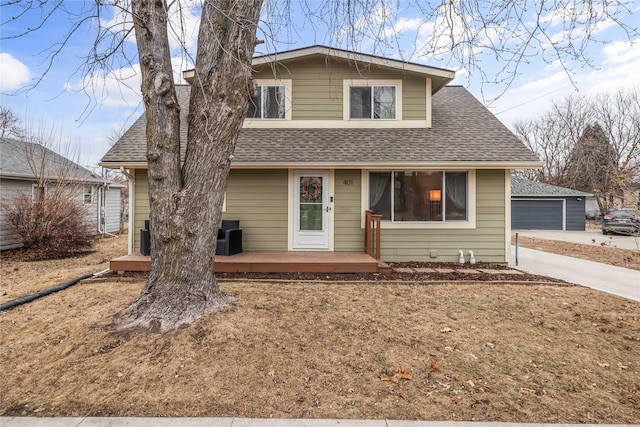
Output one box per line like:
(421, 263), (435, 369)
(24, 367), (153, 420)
(247, 85), (286, 119)
(350, 86), (396, 119)
(344, 79), (402, 121)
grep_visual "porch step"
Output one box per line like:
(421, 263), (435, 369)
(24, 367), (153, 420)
(376, 260), (392, 274)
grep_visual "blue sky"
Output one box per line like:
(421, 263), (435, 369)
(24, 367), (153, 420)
(1, 0), (639, 169)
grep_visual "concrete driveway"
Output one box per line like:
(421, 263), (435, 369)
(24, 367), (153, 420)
(510, 229), (639, 302)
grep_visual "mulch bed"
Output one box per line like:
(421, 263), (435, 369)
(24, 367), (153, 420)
(95, 262), (567, 284)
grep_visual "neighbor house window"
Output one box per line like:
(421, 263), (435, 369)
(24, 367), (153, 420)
(32, 185), (45, 204)
(84, 185), (94, 204)
(247, 85), (286, 119)
(369, 171), (468, 222)
(350, 86), (396, 119)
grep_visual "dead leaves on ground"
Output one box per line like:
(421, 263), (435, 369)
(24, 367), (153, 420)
(382, 367), (412, 383)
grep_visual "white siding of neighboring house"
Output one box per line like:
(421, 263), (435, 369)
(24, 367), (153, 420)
(1, 178), (122, 250)
(103, 186), (122, 233)
(81, 184), (99, 234)
(0, 178), (31, 250)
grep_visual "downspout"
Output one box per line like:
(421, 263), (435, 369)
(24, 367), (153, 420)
(99, 173), (118, 238)
(120, 167), (135, 254)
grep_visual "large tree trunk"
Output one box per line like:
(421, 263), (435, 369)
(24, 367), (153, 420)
(122, 0), (263, 332)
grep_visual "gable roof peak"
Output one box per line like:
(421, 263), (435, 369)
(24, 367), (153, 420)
(253, 44), (455, 78)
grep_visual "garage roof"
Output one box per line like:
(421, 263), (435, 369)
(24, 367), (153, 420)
(512, 177), (591, 197)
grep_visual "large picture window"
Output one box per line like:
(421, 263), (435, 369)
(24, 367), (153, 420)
(350, 86), (396, 119)
(369, 171), (468, 222)
(247, 85), (286, 119)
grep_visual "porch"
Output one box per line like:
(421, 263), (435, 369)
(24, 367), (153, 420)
(109, 250), (390, 274)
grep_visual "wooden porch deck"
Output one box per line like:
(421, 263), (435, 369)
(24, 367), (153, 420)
(110, 251), (390, 274)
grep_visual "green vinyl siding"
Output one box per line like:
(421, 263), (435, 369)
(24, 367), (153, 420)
(252, 57), (427, 121)
(132, 167), (507, 262)
(133, 169), (288, 252)
(133, 169), (150, 253)
(334, 170), (363, 251)
(222, 169), (288, 250)
(379, 170), (507, 263)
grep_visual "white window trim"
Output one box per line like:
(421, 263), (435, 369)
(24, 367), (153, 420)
(32, 184), (46, 203)
(343, 79), (402, 121)
(84, 185), (94, 205)
(360, 169), (476, 229)
(245, 79), (292, 121)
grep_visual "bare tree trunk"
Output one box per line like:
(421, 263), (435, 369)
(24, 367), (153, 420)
(122, 0), (263, 332)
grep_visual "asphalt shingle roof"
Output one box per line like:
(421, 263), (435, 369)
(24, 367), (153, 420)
(101, 85), (540, 166)
(511, 177), (592, 196)
(1, 138), (106, 183)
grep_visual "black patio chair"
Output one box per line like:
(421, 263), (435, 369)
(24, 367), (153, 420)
(216, 220), (243, 256)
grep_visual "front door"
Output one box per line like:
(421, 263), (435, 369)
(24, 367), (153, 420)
(293, 170), (330, 249)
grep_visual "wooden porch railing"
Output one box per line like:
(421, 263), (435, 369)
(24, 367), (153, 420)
(364, 210), (382, 260)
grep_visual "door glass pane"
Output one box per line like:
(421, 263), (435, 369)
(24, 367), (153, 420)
(299, 176), (323, 231)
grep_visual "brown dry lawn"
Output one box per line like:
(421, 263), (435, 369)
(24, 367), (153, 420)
(1, 235), (639, 422)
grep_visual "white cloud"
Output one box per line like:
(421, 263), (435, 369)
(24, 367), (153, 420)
(67, 64), (142, 107)
(601, 38), (640, 64)
(0, 53), (31, 92)
(486, 35), (640, 128)
(66, 55), (194, 108)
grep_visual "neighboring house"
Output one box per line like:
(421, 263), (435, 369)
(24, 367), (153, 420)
(0, 138), (123, 250)
(511, 177), (591, 231)
(101, 46), (540, 263)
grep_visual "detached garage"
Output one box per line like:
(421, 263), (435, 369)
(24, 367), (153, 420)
(511, 177), (591, 231)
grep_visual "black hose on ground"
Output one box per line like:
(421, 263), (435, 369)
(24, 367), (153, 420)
(0, 273), (96, 311)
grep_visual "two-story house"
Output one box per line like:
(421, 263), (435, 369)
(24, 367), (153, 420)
(100, 46), (540, 265)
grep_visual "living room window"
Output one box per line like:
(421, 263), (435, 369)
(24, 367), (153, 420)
(246, 85), (286, 119)
(344, 79), (401, 121)
(369, 171), (468, 222)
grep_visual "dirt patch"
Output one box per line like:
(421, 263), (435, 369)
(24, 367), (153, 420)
(0, 234), (127, 304)
(514, 236), (640, 271)
(1, 232), (639, 422)
(1, 280), (638, 422)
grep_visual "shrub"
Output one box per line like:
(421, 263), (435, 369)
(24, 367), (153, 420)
(2, 192), (94, 258)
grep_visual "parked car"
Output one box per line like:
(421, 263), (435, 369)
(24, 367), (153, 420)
(601, 209), (640, 235)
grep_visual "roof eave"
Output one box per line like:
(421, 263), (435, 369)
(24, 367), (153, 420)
(252, 46), (456, 87)
(232, 161), (543, 169)
(100, 161), (541, 170)
(99, 161), (149, 170)
(514, 192), (593, 197)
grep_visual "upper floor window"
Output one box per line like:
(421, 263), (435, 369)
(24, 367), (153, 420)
(247, 85), (286, 119)
(344, 79), (402, 122)
(350, 86), (396, 119)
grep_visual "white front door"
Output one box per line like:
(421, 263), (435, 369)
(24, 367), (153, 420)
(293, 170), (330, 249)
